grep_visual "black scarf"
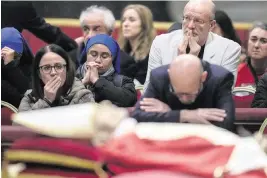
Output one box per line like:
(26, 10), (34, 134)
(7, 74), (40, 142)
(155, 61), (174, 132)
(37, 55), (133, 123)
(186, 44), (205, 59)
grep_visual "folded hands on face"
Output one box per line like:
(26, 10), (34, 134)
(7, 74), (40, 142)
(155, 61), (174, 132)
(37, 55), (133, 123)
(82, 61), (101, 85)
(178, 30), (201, 56)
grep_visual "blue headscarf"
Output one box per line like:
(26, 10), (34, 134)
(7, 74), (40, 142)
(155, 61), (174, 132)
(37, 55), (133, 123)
(1, 27), (24, 54)
(80, 34), (121, 74)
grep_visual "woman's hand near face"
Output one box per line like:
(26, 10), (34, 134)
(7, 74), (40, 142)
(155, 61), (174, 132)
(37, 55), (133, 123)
(88, 62), (100, 84)
(1, 47), (15, 65)
(82, 64), (91, 85)
(44, 76), (61, 103)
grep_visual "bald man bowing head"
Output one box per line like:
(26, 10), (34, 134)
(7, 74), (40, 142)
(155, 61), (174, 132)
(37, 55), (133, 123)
(131, 54), (235, 131)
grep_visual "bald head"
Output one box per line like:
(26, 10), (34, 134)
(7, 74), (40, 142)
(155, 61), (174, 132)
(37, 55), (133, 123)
(169, 54), (203, 78)
(185, 0), (215, 20)
(168, 54), (207, 104)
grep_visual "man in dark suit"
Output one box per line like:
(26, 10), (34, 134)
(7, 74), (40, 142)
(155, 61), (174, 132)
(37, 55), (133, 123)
(131, 54), (235, 131)
(1, 1), (77, 52)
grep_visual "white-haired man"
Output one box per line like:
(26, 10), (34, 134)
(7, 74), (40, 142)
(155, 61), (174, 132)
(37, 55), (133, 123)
(69, 5), (136, 79)
(144, 0), (241, 91)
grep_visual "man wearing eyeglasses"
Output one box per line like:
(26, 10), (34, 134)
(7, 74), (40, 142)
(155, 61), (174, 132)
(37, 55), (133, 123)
(131, 54), (235, 131)
(144, 0), (241, 92)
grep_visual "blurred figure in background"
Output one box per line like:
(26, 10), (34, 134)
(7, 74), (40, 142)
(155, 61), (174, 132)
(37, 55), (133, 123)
(211, 10), (246, 64)
(1, 27), (34, 108)
(71, 5), (135, 78)
(2, 2), (78, 52)
(233, 22), (267, 108)
(167, 22), (182, 33)
(211, 10), (242, 45)
(19, 44), (94, 112)
(118, 4), (157, 85)
(251, 73), (267, 108)
(78, 34), (137, 107)
(235, 22), (267, 88)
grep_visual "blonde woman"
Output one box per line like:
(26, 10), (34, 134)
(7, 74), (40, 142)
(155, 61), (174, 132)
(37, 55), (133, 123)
(118, 4), (156, 85)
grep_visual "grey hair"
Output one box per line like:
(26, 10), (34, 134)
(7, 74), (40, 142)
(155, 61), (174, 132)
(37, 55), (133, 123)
(250, 21), (267, 32)
(79, 5), (116, 34)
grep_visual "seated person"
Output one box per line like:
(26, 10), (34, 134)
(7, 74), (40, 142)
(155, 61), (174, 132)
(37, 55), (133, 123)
(144, 0), (241, 92)
(211, 10), (242, 45)
(251, 73), (267, 108)
(118, 4), (157, 85)
(131, 54), (235, 131)
(19, 44), (94, 112)
(2, 1), (78, 52)
(235, 22), (267, 88)
(70, 5), (135, 77)
(1, 27), (34, 108)
(77, 34), (137, 107)
(234, 22), (267, 107)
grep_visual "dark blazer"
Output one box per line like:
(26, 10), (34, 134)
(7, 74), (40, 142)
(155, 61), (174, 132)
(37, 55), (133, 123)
(251, 73), (267, 108)
(1, 60), (31, 108)
(131, 62), (235, 131)
(1, 2), (77, 52)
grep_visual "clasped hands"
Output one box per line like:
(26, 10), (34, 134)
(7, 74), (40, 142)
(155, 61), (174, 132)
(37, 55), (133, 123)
(178, 30), (201, 56)
(82, 62), (100, 85)
(140, 98), (226, 124)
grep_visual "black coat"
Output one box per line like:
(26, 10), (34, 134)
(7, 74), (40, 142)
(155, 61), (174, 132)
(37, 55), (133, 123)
(251, 73), (267, 108)
(121, 55), (149, 85)
(1, 2), (77, 52)
(131, 62), (235, 131)
(1, 60), (31, 108)
(89, 73), (137, 107)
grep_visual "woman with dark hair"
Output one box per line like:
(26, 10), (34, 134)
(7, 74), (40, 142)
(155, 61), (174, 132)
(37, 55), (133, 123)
(78, 34), (137, 107)
(212, 10), (241, 45)
(1, 27), (34, 108)
(19, 44), (94, 111)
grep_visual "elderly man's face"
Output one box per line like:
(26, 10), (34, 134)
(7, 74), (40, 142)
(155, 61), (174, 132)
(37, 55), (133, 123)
(182, 3), (215, 45)
(247, 27), (267, 60)
(170, 72), (206, 105)
(81, 13), (110, 44)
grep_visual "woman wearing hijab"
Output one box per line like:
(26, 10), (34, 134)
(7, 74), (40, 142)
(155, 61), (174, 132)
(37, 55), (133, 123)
(1, 27), (34, 107)
(77, 34), (137, 107)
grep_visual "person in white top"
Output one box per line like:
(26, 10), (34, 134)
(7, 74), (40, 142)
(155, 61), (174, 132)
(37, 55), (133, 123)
(144, 0), (241, 91)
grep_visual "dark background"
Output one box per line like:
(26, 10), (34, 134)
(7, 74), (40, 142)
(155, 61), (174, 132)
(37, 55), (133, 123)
(32, 1), (171, 21)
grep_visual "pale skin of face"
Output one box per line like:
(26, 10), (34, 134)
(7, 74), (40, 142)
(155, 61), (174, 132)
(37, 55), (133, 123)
(121, 8), (142, 41)
(39, 52), (66, 86)
(247, 27), (267, 61)
(81, 13), (110, 44)
(82, 44), (113, 85)
(182, 0), (215, 45)
(178, 0), (216, 56)
(39, 52), (67, 103)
